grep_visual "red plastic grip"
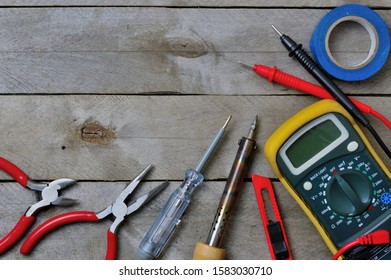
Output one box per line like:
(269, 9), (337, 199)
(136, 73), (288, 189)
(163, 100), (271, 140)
(253, 64), (372, 114)
(251, 63), (391, 129)
(0, 157), (28, 187)
(20, 211), (99, 254)
(0, 215), (35, 254)
(105, 230), (118, 260)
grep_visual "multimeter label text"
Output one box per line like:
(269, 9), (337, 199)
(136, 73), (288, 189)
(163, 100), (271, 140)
(272, 108), (391, 258)
(297, 152), (391, 247)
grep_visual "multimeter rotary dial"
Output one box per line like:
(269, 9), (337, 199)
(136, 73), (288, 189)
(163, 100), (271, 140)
(326, 169), (372, 217)
(269, 102), (391, 255)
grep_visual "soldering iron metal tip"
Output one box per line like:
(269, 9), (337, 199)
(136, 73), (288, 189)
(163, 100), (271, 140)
(223, 115), (232, 129)
(247, 115), (258, 140)
(271, 25), (283, 37)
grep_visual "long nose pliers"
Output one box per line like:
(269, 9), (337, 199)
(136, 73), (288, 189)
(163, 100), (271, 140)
(20, 164), (167, 259)
(0, 157), (76, 254)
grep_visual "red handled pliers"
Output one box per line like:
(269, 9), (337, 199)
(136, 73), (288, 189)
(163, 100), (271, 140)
(20, 164), (167, 259)
(0, 157), (76, 254)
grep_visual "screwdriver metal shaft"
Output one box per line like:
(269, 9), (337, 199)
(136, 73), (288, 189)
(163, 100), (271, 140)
(193, 116), (258, 260)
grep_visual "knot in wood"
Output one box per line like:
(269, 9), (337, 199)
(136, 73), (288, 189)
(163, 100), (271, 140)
(80, 122), (116, 146)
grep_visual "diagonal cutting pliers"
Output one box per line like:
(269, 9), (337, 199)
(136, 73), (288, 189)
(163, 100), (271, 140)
(0, 157), (76, 254)
(20, 164), (167, 259)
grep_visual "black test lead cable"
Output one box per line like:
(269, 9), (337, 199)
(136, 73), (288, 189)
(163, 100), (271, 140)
(271, 25), (391, 160)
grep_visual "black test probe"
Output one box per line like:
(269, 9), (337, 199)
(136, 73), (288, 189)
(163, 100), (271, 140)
(271, 25), (391, 160)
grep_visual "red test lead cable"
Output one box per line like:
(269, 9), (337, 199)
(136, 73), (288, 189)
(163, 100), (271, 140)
(239, 62), (391, 130)
(332, 229), (391, 260)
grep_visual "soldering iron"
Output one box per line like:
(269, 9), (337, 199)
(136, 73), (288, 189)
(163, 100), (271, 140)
(271, 25), (391, 160)
(193, 116), (258, 260)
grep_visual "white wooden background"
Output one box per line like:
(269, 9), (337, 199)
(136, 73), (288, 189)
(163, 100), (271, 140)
(0, 1), (390, 260)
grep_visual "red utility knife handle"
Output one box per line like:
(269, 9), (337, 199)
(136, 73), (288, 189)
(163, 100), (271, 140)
(0, 215), (35, 254)
(252, 174), (292, 260)
(20, 211), (99, 254)
(105, 230), (118, 260)
(0, 157), (28, 187)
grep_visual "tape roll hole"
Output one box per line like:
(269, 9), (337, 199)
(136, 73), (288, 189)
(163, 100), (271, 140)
(325, 16), (378, 70)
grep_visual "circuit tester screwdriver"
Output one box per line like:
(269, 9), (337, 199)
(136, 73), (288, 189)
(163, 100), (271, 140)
(137, 116), (232, 260)
(193, 116), (258, 260)
(271, 25), (391, 160)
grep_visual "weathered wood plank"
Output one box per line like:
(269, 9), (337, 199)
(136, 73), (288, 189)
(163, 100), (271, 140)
(0, 95), (389, 181)
(0, 8), (389, 94)
(1, 1), (391, 8)
(0, 8), (387, 53)
(1, 52), (391, 95)
(0, 181), (331, 260)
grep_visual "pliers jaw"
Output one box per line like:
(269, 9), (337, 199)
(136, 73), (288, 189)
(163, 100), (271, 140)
(19, 166), (167, 259)
(109, 181), (169, 234)
(25, 178), (77, 216)
(0, 157), (78, 255)
(26, 181), (48, 191)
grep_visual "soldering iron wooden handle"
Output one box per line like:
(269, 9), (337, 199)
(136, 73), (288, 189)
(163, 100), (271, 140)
(193, 241), (225, 260)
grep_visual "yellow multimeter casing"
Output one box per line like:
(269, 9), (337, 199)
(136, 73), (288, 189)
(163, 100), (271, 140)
(264, 99), (391, 258)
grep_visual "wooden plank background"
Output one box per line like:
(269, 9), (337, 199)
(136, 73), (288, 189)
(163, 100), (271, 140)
(0, 2), (390, 260)
(1, 1), (391, 8)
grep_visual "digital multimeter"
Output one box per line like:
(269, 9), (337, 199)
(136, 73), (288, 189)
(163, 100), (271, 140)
(264, 99), (391, 259)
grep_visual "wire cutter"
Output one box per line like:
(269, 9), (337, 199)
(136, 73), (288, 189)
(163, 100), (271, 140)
(20, 164), (167, 259)
(0, 157), (76, 254)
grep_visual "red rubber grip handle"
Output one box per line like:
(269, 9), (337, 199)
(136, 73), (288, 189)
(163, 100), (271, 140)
(272, 67), (372, 113)
(253, 64), (372, 114)
(0, 157), (28, 187)
(105, 230), (118, 260)
(0, 215), (35, 254)
(20, 211), (99, 254)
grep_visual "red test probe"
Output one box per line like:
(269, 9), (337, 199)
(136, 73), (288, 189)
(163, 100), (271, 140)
(332, 230), (391, 260)
(239, 62), (391, 130)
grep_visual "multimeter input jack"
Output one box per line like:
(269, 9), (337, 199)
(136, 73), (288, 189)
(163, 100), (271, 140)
(265, 99), (391, 259)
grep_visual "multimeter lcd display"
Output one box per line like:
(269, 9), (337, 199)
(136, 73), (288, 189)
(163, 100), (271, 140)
(267, 101), (391, 259)
(286, 120), (341, 168)
(280, 114), (349, 176)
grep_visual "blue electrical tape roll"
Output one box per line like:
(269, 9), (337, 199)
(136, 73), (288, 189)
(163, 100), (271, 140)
(310, 4), (390, 81)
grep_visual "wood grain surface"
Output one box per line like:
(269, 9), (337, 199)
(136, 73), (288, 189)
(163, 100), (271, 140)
(1, 1), (391, 7)
(0, 181), (331, 260)
(0, 8), (388, 95)
(0, 3), (390, 260)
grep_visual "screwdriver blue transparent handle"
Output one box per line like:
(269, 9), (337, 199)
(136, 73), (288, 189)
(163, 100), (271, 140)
(137, 169), (204, 260)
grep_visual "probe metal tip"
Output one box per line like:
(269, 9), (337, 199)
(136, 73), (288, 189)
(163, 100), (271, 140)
(238, 61), (254, 70)
(223, 115), (232, 129)
(271, 25), (283, 37)
(247, 115), (258, 140)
